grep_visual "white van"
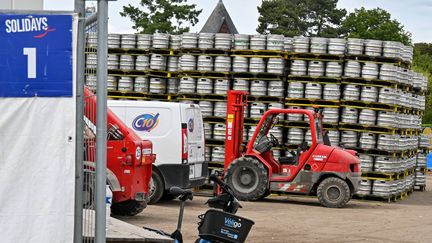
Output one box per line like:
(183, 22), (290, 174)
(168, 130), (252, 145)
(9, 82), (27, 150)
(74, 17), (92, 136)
(108, 100), (208, 204)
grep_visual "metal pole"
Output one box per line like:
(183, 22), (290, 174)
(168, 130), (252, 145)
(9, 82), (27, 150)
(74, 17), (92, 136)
(177, 201), (186, 232)
(85, 12), (97, 27)
(95, 0), (109, 242)
(74, 0), (85, 242)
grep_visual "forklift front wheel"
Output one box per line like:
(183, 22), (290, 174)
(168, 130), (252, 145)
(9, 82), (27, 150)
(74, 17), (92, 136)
(317, 177), (351, 208)
(225, 157), (268, 201)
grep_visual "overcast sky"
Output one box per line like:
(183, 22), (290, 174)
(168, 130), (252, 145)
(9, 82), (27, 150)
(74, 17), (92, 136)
(44, 0), (431, 43)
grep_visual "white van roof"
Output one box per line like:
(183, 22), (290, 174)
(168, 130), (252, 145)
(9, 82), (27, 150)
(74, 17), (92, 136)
(108, 100), (200, 109)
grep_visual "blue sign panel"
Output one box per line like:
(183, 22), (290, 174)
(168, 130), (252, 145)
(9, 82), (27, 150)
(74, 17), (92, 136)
(0, 14), (73, 97)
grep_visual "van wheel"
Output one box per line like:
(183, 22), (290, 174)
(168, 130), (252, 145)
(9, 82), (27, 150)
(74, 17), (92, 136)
(148, 172), (164, 204)
(225, 157), (268, 201)
(317, 177), (351, 208)
(111, 200), (147, 216)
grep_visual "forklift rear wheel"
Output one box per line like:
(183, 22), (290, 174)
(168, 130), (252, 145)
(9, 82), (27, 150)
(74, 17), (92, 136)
(111, 200), (147, 216)
(317, 177), (351, 208)
(148, 171), (164, 205)
(225, 157), (268, 201)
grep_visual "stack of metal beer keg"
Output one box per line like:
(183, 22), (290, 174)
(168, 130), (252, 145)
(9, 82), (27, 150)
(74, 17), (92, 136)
(415, 134), (430, 191)
(84, 32), (429, 199)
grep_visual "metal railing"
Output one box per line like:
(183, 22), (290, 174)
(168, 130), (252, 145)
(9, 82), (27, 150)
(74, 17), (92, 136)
(75, 0), (109, 242)
(85, 12), (97, 33)
(82, 91), (97, 243)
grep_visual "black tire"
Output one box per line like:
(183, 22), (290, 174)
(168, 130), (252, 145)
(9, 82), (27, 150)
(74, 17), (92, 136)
(148, 171), (164, 205)
(259, 190), (271, 200)
(111, 200), (147, 216)
(317, 177), (351, 208)
(83, 171), (95, 209)
(225, 157), (268, 201)
(161, 193), (176, 201)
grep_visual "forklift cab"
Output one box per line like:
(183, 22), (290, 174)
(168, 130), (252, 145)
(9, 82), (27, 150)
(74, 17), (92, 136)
(252, 114), (281, 154)
(250, 108), (326, 168)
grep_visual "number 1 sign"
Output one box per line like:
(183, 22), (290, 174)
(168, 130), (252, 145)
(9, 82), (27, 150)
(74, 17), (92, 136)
(0, 14), (73, 97)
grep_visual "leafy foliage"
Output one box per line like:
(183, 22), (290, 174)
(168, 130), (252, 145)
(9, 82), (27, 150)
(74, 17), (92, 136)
(304, 0), (347, 37)
(256, 0), (346, 37)
(340, 7), (412, 45)
(413, 44), (432, 124)
(414, 43), (432, 56)
(121, 0), (202, 34)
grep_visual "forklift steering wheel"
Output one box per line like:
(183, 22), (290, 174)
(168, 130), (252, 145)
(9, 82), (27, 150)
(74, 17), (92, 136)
(269, 133), (279, 147)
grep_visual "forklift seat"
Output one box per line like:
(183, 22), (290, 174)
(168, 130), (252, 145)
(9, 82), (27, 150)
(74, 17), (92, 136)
(278, 156), (296, 165)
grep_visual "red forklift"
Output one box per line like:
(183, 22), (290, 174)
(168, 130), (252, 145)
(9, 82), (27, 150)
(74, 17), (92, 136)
(83, 87), (155, 215)
(223, 90), (361, 208)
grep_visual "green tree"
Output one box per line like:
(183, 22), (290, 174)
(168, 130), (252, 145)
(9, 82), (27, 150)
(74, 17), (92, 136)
(415, 43), (432, 56)
(256, 0), (346, 37)
(413, 45), (432, 124)
(121, 0), (202, 34)
(340, 7), (412, 45)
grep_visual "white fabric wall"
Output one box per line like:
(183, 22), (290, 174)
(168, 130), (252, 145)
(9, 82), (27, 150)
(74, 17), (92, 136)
(0, 98), (76, 242)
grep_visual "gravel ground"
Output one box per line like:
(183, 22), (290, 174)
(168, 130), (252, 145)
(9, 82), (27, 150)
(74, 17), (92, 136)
(118, 174), (432, 243)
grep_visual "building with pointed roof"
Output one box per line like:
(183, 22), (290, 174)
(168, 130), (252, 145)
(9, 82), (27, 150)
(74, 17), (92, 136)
(200, 0), (239, 34)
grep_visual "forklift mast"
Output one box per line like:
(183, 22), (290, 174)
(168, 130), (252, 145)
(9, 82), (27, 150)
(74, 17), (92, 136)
(224, 90), (248, 170)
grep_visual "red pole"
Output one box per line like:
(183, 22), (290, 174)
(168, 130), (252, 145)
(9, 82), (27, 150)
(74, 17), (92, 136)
(224, 90), (248, 170)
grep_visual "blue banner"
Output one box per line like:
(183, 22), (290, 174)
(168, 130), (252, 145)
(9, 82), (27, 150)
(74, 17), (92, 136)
(0, 14), (73, 97)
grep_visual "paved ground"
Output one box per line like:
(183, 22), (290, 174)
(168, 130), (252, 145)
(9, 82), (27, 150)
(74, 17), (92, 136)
(118, 174), (432, 243)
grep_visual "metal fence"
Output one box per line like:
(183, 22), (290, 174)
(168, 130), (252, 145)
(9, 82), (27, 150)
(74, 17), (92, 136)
(82, 91), (97, 242)
(82, 9), (105, 243)
(85, 13), (97, 33)
(75, 0), (108, 242)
